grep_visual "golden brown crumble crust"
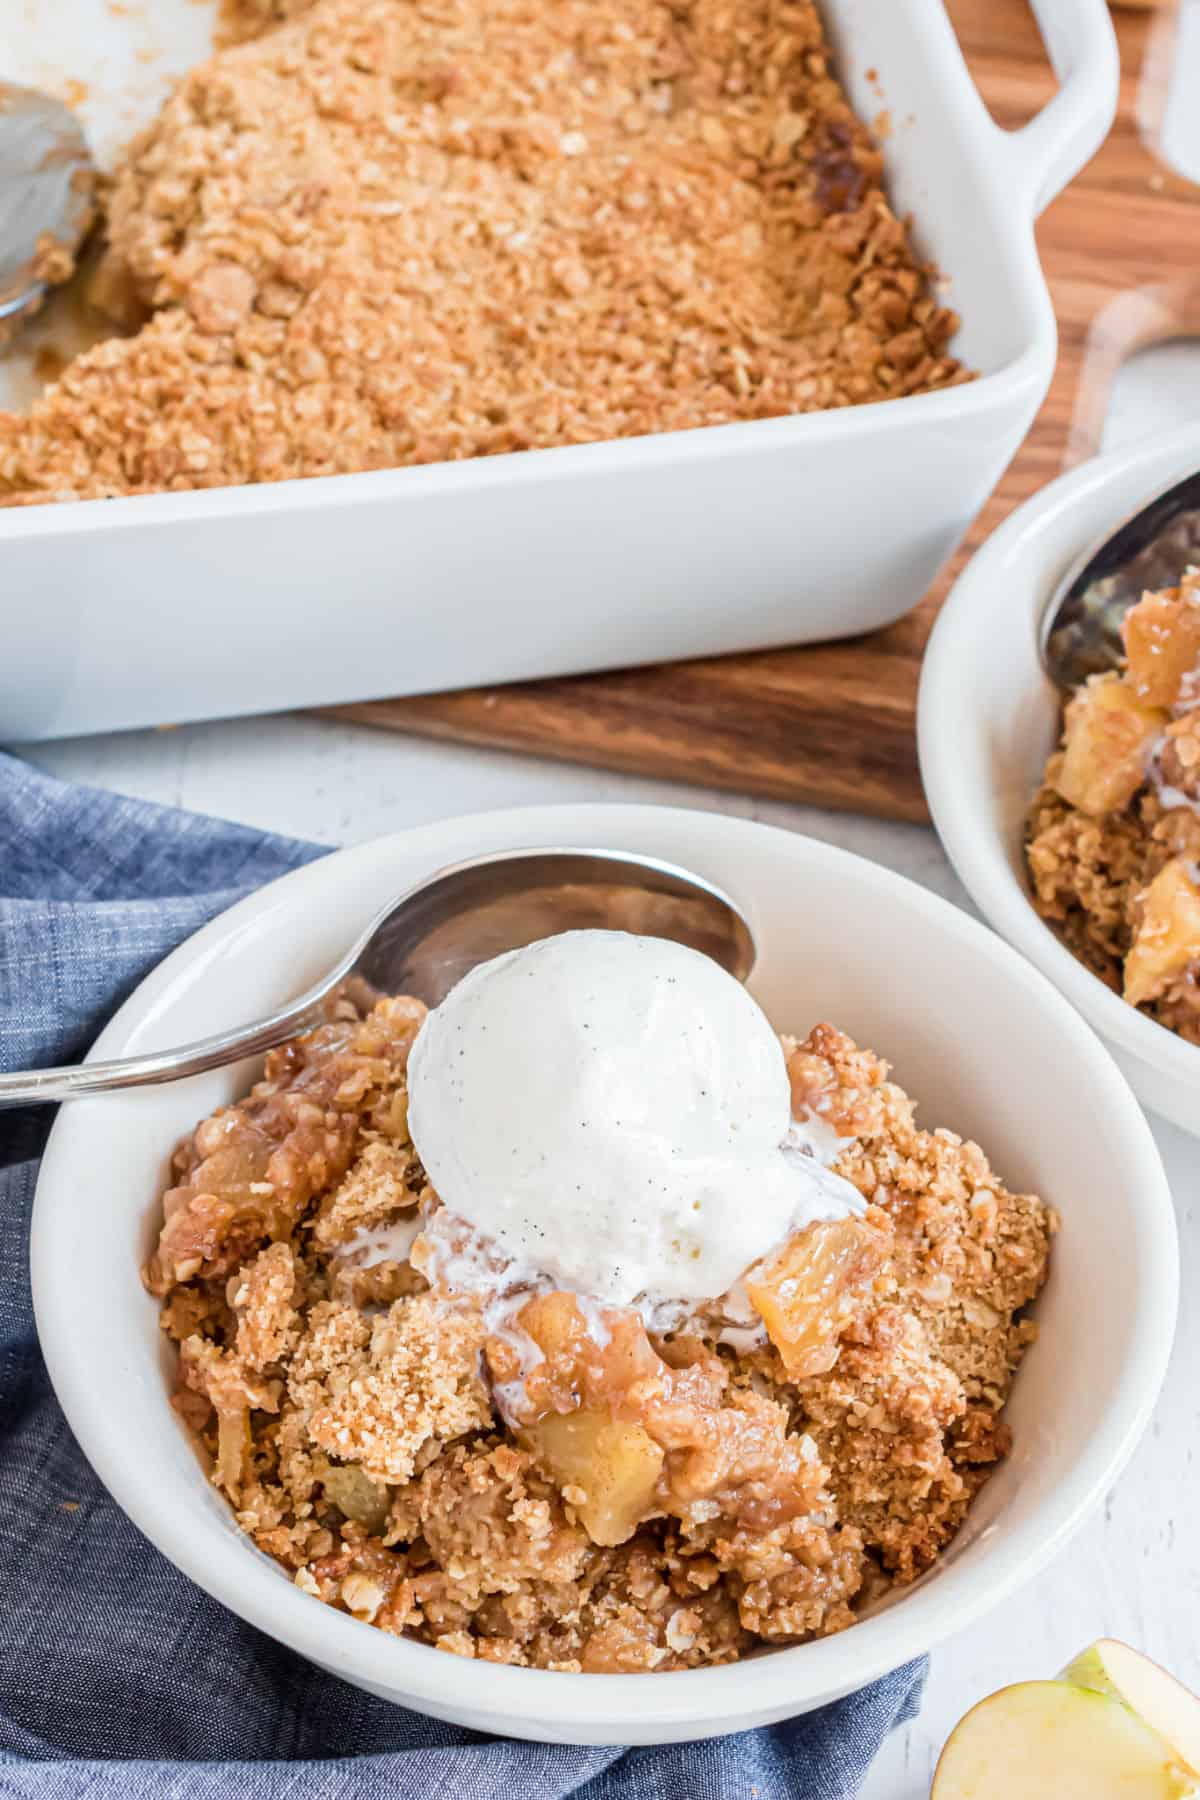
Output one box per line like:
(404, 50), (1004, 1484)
(1, 0), (966, 505)
(148, 997), (1050, 1672)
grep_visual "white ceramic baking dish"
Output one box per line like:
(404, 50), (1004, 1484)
(0, 0), (1117, 741)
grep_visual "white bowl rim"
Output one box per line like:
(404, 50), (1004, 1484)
(918, 419), (1200, 1101)
(31, 802), (1178, 1732)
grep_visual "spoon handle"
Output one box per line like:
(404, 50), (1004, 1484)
(0, 991), (330, 1108)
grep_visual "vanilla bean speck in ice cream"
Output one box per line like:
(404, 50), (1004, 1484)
(406, 929), (863, 1312)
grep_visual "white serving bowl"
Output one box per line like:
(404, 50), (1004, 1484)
(32, 804), (1175, 1745)
(0, 0), (1116, 739)
(919, 423), (1200, 1139)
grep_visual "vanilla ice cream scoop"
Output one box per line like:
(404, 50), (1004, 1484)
(406, 929), (862, 1310)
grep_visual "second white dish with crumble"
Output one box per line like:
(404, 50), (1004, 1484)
(920, 423), (1200, 1135)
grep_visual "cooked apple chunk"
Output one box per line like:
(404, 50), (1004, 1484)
(524, 1409), (664, 1547)
(517, 1290), (589, 1360)
(1052, 673), (1167, 818)
(318, 1459), (392, 1533)
(1125, 858), (1200, 1007)
(1122, 580), (1200, 708)
(745, 1215), (889, 1379)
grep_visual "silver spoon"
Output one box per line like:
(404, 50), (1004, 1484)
(1041, 469), (1200, 690)
(0, 847), (755, 1109)
(0, 81), (96, 335)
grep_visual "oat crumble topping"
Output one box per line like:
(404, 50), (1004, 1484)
(1026, 572), (1200, 1043)
(1, 0), (967, 506)
(146, 995), (1050, 1672)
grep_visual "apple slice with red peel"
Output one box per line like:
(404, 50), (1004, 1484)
(1063, 1641), (1200, 1781)
(931, 1681), (1197, 1798)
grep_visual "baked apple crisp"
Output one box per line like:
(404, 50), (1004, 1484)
(1, 0), (967, 505)
(1027, 573), (1200, 1042)
(146, 984), (1051, 1673)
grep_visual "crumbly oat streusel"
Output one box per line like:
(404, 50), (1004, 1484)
(1, 0), (967, 506)
(1027, 574), (1200, 1043)
(146, 997), (1050, 1672)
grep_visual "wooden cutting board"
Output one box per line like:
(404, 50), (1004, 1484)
(325, 0), (1200, 823)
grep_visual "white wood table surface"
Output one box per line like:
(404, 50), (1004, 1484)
(15, 709), (1197, 1799)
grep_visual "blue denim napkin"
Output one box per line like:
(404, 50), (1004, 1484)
(0, 748), (925, 1798)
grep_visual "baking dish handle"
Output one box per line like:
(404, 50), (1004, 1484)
(1000, 0), (1120, 218)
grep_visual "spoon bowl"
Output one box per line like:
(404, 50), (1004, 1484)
(1041, 467), (1200, 689)
(0, 81), (95, 334)
(0, 847), (754, 1108)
